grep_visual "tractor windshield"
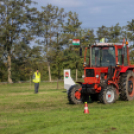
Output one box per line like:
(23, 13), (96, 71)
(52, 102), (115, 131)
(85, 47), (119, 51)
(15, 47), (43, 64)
(91, 46), (115, 67)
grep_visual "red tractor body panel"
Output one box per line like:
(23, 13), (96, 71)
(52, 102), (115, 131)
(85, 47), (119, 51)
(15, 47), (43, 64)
(120, 66), (134, 73)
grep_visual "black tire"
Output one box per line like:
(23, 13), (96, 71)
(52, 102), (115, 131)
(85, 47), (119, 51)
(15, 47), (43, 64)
(115, 93), (119, 101)
(98, 86), (116, 104)
(120, 71), (134, 101)
(90, 94), (99, 102)
(68, 84), (83, 104)
(98, 92), (103, 103)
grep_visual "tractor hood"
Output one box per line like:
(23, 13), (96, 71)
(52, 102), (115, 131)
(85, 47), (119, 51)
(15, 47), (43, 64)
(83, 67), (108, 84)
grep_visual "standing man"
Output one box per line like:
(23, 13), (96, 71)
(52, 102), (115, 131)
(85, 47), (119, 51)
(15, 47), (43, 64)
(32, 69), (41, 93)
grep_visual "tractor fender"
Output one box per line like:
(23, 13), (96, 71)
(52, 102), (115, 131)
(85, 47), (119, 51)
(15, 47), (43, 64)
(76, 82), (83, 85)
(108, 81), (119, 95)
(108, 81), (119, 89)
(120, 67), (131, 73)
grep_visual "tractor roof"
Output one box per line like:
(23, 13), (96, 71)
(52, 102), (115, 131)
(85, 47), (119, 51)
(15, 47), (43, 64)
(95, 43), (123, 46)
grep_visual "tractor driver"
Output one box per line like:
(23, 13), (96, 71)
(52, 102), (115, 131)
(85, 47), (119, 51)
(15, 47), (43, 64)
(102, 50), (115, 65)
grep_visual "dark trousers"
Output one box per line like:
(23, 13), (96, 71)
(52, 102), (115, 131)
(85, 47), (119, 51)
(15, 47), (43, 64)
(34, 83), (39, 93)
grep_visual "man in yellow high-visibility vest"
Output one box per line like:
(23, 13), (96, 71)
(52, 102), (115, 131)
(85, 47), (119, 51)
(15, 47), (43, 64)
(32, 69), (41, 93)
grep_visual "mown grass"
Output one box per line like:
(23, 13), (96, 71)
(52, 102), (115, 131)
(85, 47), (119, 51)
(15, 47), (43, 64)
(0, 82), (134, 134)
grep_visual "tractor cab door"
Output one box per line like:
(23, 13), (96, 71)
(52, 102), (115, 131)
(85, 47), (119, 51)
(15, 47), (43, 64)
(118, 48), (123, 65)
(117, 46), (128, 66)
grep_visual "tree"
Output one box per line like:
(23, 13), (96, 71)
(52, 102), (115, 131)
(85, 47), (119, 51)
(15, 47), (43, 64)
(108, 23), (121, 42)
(126, 19), (134, 64)
(79, 29), (95, 46)
(97, 25), (109, 41)
(126, 19), (134, 43)
(36, 4), (67, 82)
(64, 11), (82, 36)
(64, 11), (82, 81)
(0, 57), (7, 82)
(0, 0), (37, 83)
(11, 44), (42, 82)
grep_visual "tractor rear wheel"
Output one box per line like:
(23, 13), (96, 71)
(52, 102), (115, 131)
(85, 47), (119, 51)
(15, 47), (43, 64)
(68, 84), (83, 104)
(120, 71), (134, 101)
(99, 86), (116, 104)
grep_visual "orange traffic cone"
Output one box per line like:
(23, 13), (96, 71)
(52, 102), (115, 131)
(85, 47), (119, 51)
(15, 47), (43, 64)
(84, 102), (89, 114)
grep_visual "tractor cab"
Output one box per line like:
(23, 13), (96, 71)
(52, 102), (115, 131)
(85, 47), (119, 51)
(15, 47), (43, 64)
(84, 43), (129, 68)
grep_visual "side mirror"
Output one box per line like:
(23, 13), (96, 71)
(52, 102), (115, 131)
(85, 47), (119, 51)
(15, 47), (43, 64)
(80, 47), (82, 57)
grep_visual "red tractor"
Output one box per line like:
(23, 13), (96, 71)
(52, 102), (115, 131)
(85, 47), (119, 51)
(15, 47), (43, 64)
(68, 41), (134, 104)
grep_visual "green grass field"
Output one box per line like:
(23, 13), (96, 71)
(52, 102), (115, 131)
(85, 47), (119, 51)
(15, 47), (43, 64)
(0, 82), (134, 134)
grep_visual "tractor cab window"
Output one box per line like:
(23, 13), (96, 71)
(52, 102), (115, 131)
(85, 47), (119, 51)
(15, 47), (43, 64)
(118, 49), (122, 65)
(124, 47), (128, 66)
(92, 47), (100, 66)
(118, 47), (128, 66)
(92, 46), (115, 67)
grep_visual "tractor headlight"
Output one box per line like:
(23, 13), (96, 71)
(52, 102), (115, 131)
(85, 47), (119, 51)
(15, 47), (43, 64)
(82, 75), (85, 78)
(96, 74), (99, 78)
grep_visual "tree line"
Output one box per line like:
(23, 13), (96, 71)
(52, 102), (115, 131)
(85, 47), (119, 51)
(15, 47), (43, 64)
(0, 0), (134, 83)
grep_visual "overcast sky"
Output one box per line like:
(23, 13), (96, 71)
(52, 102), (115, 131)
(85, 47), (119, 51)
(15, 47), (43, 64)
(33, 0), (134, 30)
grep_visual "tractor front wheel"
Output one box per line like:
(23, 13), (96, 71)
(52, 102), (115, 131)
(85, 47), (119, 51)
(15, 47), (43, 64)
(68, 84), (89, 104)
(68, 84), (82, 104)
(99, 86), (116, 104)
